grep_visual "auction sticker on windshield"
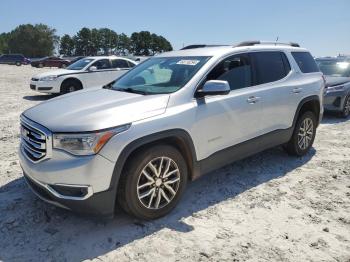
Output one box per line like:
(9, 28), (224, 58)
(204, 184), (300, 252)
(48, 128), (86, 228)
(176, 60), (200, 66)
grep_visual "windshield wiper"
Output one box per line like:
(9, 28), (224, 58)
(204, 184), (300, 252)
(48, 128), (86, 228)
(114, 87), (149, 95)
(102, 81), (115, 89)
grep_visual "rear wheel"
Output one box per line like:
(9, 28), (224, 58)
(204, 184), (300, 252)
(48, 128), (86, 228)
(61, 63), (67, 69)
(118, 145), (188, 220)
(60, 79), (82, 94)
(284, 111), (317, 156)
(15, 61), (21, 66)
(341, 95), (350, 118)
(38, 63), (43, 68)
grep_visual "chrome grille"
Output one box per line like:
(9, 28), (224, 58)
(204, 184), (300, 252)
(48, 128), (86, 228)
(20, 117), (49, 162)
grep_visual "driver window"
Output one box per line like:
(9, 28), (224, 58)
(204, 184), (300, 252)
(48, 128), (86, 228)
(206, 53), (253, 90)
(91, 59), (111, 70)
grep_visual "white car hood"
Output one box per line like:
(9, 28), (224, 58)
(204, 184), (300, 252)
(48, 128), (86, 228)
(23, 88), (170, 132)
(33, 69), (81, 79)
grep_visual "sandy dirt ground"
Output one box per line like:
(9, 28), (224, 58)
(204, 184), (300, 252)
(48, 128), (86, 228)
(0, 64), (349, 262)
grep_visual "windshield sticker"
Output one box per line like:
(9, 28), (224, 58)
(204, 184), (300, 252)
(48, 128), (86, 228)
(176, 60), (200, 66)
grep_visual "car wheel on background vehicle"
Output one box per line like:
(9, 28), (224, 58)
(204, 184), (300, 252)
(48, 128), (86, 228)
(341, 95), (350, 118)
(61, 64), (67, 68)
(118, 145), (188, 220)
(15, 61), (21, 66)
(284, 111), (317, 156)
(38, 63), (43, 68)
(61, 79), (82, 94)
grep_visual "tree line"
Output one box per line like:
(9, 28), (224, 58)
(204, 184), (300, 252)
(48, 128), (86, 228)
(60, 28), (172, 56)
(0, 24), (173, 57)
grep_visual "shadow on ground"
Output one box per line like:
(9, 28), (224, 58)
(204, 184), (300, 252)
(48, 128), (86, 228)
(322, 113), (349, 125)
(22, 94), (58, 101)
(0, 145), (316, 261)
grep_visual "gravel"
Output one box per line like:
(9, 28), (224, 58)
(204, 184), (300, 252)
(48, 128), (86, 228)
(0, 64), (349, 262)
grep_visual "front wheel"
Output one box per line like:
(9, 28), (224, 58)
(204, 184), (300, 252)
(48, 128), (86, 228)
(118, 145), (188, 220)
(60, 79), (82, 94)
(341, 95), (350, 118)
(284, 111), (317, 156)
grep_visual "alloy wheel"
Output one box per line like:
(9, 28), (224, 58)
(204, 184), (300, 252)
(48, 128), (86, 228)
(297, 117), (314, 150)
(137, 157), (181, 209)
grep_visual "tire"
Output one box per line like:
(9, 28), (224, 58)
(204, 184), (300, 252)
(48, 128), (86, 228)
(60, 79), (82, 94)
(61, 63), (67, 69)
(38, 63), (43, 68)
(284, 111), (317, 156)
(118, 145), (188, 220)
(341, 95), (350, 118)
(15, 62), (21, 66)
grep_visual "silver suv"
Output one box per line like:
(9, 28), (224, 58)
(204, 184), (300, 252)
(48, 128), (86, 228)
(19, 41), (324, 219)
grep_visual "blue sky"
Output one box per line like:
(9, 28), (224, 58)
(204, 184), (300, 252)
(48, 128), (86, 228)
(1, 0), (349, 56)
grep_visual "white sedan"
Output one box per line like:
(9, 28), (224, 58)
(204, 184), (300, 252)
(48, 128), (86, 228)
(30, 56), (137, 94)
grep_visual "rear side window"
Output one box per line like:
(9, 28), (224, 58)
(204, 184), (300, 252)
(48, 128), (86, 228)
(206, 53), (253, 90)
(111, 59), (129, 69)
(127, 61), (136, 68)
(292, 52), (319, 73)
(252, 52), (291, 85)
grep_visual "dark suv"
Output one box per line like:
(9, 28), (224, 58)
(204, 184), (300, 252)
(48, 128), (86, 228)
(0, 54), (31, 66)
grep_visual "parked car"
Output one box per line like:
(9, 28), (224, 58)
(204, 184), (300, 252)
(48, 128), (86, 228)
(0, 54), (30, 66)
(30, 56), (137, 94)
(316, 56), (350, 118)
(19, 41), (324, 219)
(30, 56), (70, 68)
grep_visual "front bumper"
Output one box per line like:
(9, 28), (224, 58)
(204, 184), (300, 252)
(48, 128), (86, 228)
(23, 172), (116, 217)
(323, 90), (347, 112)
(30, 79), (60, 93)
(19, 144), (117, 216)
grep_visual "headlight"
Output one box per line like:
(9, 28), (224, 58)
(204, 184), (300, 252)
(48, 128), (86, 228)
(53, 124), (131, 155)
(326, 85), (345, 93)
(40, 75), (58, 81)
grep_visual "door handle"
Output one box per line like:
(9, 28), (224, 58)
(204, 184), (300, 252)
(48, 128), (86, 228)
(292, 87), (302, 94)
(247, 96), (260, 104)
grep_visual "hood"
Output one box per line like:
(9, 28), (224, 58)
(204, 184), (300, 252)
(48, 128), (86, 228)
(33, 69), (79, 79)
(23, 89), (170, 132)
(325, 76), (350, 87)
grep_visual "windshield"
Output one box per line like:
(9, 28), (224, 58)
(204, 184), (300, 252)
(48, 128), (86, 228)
(316, 60), (350, 77)
(67, 58), (94, 70)
(111, 56), (210, 94)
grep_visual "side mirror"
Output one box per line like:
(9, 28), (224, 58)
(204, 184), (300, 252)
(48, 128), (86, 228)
(195, 80), (230, 98)
(89, 66), (97, 71)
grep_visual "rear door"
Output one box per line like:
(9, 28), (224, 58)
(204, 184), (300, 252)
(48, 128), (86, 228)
(83, 59), (112, 87)
(250, 51), (294, 133)
(109, 58), (132, 82)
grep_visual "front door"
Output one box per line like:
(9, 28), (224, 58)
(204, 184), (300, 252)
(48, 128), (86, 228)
(191, 53), (264, 160)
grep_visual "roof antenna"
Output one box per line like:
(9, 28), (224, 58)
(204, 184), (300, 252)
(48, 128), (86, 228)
(275, 36), (279, 45)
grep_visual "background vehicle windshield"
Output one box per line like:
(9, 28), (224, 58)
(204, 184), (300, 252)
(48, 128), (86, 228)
(67, 58), (94, 70)
(317, 60), (350, 77)
(112, 56), (210, 94)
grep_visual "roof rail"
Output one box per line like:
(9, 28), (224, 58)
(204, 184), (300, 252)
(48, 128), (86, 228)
(181, 44), (228, 50)
(234, 41), (300, 48)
